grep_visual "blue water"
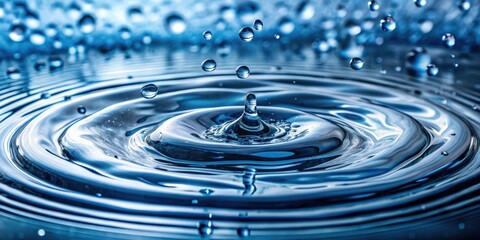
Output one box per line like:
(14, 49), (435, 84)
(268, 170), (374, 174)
(0, 0), (480, 239)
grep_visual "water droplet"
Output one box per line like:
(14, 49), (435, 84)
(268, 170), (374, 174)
(45, 23), (58, 37)
(128, 7), (144, 23)
(203, 31), (212, 40)
(345, 20), (362, 36)
(197, 221), (213, 237)
(201, 59), (217, 72)
(349, 57), (364, 70)
(166, 14), (186, 35)
(141, 84), (158, 99)
(414, 0), (427, 7)
(37, 229), (45, 237)
(426, 64), (439, 76)
(40, 92), (51, 99)
(48, 56), (64, 70)
(459, 0), (471, 11)
(278, 17), (295, 35)
(78, 14), (96, 34)
(9, 22), (27, 42)
(237, 227), (251, 237)
(6, 67), (21, 80)
(253, 19), (263, 30)
(119, 27), (132, 40)
(77, 106), (87, 114)
(239, 27), (255, 42)
(274, 34), (281, 40)
(34, 60), (46, 71)
(236, 66), (250, 79)
(296, 1), (315, 20)
(380, 16), (396, 32)
(442, 33), (455, 48)
(441, 151), (449, 156)
(368, 0), (380, 11)
(96, 193), (102, 197)
(406, 47), (431, 73)
(191, 199), (198, 204)
(30, 30), (46, 45)
(380, 69), (387, 75)
(200, 188), (214, 195)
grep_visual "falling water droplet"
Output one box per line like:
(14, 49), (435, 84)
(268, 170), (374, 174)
(29, 30), (46, 45)
(201, 59), (217, 72)
(6, 67), (21, 80)
(239, 27), (255, 42)
(426, 64), (439, 76)
(253, 19), (263, 30)
(441, 151), (449, 156)
(78, 14), (96, 34)
(165, 14), (186, 35)
(406, 47), (431, 74)
(274, 34), (281, 39)
(203, 31), (212, 40)
(296, 1), (315, 20)
(414, 0), (427, 7)
(237, 227), (251, 237)
(278, 17), (295, 35)
(236, 66), (250, 79)
(380, 16), (396, 32)
(77, 106), (86, 114)
(37, 229), (45, 237)
(9, 22), (27, 42)
(141, 84), (158, 99)
(127, 7), (144, 23)
(442, 33), (455, 48)
(349, 57), (364, 70)
(197, 221), (214, 237)
(34, 60), (46, 71)
(368, 0), (380, 11)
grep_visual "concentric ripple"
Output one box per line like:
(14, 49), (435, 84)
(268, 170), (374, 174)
(0, 47), (479, 239)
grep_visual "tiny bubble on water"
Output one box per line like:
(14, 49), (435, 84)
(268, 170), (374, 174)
(201, 59), (217, 72)
(141, 84), (158, 99)
(349, 57), (364, 70)
(200, 188), (214, 195)
(236, 65), (250, 79)
(77, 106), (86, 114)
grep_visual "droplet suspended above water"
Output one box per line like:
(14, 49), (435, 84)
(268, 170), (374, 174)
(37, 229), (45, 237)
(30, 30), (46, 45)
(459, 0), (471, 11)
(203, 31), (212, 40)
(140, 84), (158, 99)
(442, 33), (455, 48)
(127, 7), (144, 23)
(414, 0), (427, 7)
(349, 57), (364, 70)
(77, 106), (86, 114)
(380, 16), (396, 32)
(406, 47), (431, 74)
(198, 221), (213, 237)
(253, 19), (263, 30)
(274, 34), (281, 39)
(48, 56), (64, 70)
(368, 0), (380, 11)
(426, 64), (439, 76)
(201, 59), (217, 72)
(9, 22), (27, 42)
(236, 66), (250, 79)
(239, 27), (255, 42)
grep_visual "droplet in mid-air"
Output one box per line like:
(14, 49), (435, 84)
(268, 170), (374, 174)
(253, 19), (263, 30)
(414, 0), (427, 7)
(406, 47), (431, 74)
(442, 33), (455, 48)
(198, 221), (214, 237)
(78, 14), (96, 34)
(426, 64), (439, 76)
(141, 84), (158, 99)
(349, 57), (364, 70)
(236, 66), (250, 79)
(380, 16), (396, 32)
(6, 67), (21, 80)
(9, 22), (27, 42)
(239, 27), (255, 42)
(165, 14), (186, 34)
(368, 0), (380, 11)
(30, 30), (46, 45)
(237, 227), (251, 237)
(201, 59), (217, 72)
(48, 56), (64, 70)
(203, 31), (212, 40)
(274, 34), (281, 39)
(441, 151), (449, 156)
(37, 229), (45, 237)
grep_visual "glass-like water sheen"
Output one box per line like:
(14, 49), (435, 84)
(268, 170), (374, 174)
(0, 45), (479, 239)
